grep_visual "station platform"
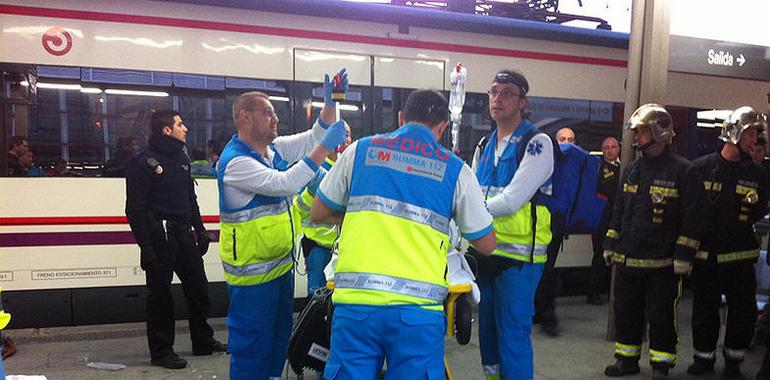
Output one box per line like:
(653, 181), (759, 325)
(2, 293), (765, 379)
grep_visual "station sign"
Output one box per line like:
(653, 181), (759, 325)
(669, 35), (770, 81)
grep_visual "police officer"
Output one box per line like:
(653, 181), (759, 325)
(686, 107), (769, 378)
(125, 110), (226, 370)
(312, 89), (495, 379)
(472, 70), (555, 380)
(217, 72), (349, 379)
(587, 137), (621, 305)
(294, 121), (352, 296)
(602, 104), (702, 380)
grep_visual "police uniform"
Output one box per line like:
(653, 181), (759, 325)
(688, 148), (769, 370)
(318, 123), (493, 379)
(293, 157), (337, 295)
(472, 120), (555, 380)
(588, 157), (620, 299)
(603, 148), (701, 370)
(217, 119), (327, 380)
(125, 134), (218, 363)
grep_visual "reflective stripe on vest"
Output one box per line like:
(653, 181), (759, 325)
(221, 203), (286, 223)
(496, 242), (547, 257)
(334, 272), (448, 303)
(222, 254), (293, 277)
(347, 195), (450, 236)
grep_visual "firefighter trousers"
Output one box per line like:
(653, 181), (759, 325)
(691, 261), (757, 358)
(614, 268), (682, 367)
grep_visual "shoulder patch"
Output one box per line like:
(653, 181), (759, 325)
(526, 139), (544, 156)
(145, 157), (163, 175)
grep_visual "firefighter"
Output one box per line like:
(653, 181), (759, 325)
(602, 104), (702, 380)
(686, 106), (769, 378)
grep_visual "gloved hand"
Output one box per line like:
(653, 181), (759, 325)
(320, 120), (347, 151)
(602, 249), (615, 266)
(324, 69), (348, 106)
(673, 259), (693, 275)
(140, 246), (158, 271)
(306, 170), (327, 197)
(197, 230), (211, 256)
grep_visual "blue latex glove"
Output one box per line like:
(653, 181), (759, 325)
(306, 170), (327, 197)
(324, 68), (348, 106)
(320, 120), (347, 151)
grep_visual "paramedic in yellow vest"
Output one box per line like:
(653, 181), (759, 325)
(311, 89), (496, 379)
(0, 287), (10, 379)
(471, 70), (555, 380)
(216, 70), (350, 380)
(294, 121), (352, 296)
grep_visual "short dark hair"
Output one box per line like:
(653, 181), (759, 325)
(402, 89), (449, 128)
(493, 69), (530, 96)
(9, 135), (27, 149)
(192, 146), (207, 161)
(150, 110), (180, 137)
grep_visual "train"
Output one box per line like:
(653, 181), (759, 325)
(1, 0), (767, 328)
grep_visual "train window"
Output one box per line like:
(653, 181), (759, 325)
(1, 65), (302, 177)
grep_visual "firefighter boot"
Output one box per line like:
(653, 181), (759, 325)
(605, 358), (640, 377)
(723, 359), (743, 379)
(686, 355), (715, 375)
(651, 364), (669, 380)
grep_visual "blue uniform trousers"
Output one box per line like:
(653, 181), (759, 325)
(324, 304), (445, 380)
(478, 262), (544, 380)
(306, 246), (332, 295)
(227, 271), (294, 380)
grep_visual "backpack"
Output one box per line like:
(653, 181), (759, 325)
(476, 128), (607, 233)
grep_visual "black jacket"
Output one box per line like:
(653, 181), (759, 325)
(597, 158), (620, 225)
(125, 135), (204, 250)
(691, 150), (769, 263)
(604, 149), (703, 270)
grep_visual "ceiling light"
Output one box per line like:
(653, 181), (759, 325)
(105, 89), (169, 97)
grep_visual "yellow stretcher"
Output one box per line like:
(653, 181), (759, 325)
(324, 281), (475, 380)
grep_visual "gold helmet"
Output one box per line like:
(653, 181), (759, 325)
(625, 103), (675, 145)
(719, 106), (767, 145)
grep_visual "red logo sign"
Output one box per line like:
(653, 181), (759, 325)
(42, 27), (73, 56)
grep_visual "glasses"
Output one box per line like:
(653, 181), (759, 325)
(487, 88), (521, 99)
(252, 108), (277, 119)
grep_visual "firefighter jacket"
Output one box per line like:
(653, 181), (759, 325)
(604, 149), (702, 271)
(691, 151), (769, 265)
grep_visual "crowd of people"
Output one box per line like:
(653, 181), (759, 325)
(2, 67), (769, 380)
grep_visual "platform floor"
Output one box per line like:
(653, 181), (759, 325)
(2, 293), (766, 379)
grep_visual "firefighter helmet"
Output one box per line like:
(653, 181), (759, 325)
(625, 103), (675, 145)
(719, 106), (767, 145)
